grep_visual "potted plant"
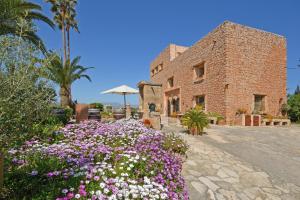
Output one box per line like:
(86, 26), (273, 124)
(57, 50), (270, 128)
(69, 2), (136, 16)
(236, 108), (247, 115)
(143, 119), (151, 128)
(181, 107), (209, 135)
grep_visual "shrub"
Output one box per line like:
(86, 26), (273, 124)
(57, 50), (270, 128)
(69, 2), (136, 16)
(90, 102), (104, 111)
(52, 107), (73, 125)
(162, 133), (189, 156)
(236, 108), (247, 115)
(182, 108), (209, 135)
(207, 112), (224, 122)
(0, 36), (56, 151)
(100, 111), (113, 119)
(287, 94), (300, 122)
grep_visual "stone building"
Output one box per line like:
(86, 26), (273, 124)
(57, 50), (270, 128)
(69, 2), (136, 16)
(146, 21), (287, 125)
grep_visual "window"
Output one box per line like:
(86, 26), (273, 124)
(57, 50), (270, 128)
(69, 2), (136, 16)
(151, 69), (155, 76)
(158, 63), (163, 72)
(155, 66), (158, 73)
(194, 62), (205, 79)
(254, 95), (266, 112)
(167, 77), (174, 88)
(195, 95), (205, 110)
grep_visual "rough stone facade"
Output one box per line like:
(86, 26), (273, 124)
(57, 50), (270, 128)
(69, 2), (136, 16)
(150, 21), (287, 124)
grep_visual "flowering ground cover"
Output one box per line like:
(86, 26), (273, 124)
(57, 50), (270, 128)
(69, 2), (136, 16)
(4, 120), (189, 200)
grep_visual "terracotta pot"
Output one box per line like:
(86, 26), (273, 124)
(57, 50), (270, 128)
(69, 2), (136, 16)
(218, 119), (226, 125)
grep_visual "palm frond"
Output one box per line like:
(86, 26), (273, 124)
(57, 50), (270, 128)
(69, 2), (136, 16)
(22, 31), (47, 53)
(25, 12), (55, 29)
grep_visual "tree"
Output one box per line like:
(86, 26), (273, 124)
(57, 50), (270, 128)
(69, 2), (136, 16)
(0, 0), (55, 53)
(43, 54), (92, 107)
(45, 0), (78, 63)
(287, 94), (300, 122)
(295, 85), (300, 95)
(0, 36), (56, 150)
(181, 106), (209, 135)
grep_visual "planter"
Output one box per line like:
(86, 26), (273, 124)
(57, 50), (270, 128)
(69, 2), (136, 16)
(217, 119), (226, 125)
(88, 108), (101, 121)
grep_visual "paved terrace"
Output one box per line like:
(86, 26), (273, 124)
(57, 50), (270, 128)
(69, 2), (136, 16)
(162, 124), (300, 200)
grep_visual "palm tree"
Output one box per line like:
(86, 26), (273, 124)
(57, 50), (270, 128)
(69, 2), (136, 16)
(43, 54), (92, 107)
(45, 0), (78, 63)
(182, 107), (209, 135)
(0, 0), (55, 53)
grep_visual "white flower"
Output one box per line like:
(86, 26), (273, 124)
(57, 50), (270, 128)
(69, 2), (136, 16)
(62, 189), (68, 194)
(100, 182), (106, 188)
(161, 193), (168, 199)
(95, 190), (102, 196)
(75, 194), (81, 199)
(103, 188), (110, 194)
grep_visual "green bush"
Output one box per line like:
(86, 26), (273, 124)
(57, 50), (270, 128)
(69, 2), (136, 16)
(51, 107), (73, 125)
(163, 133), (189, 155)
(90, 102), (104, 111)
(207, 112), (224, 122)
(288, 94), (300, 122)
(182, 107), (209, 135)
(0, 36), (56, 151)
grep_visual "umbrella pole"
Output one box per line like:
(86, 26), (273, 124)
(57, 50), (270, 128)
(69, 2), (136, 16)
(123, 93), (126, 112)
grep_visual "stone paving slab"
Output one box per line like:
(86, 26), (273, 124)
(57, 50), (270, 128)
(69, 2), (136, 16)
(180, 133), (300, 200)
(162, 125), (300, 200)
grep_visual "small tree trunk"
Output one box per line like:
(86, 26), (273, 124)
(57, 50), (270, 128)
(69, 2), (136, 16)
(67, 85), (72, 107)
(60, 86), (69, 107)
(67, 28), (70, 60)
(0, 152), (3, 188)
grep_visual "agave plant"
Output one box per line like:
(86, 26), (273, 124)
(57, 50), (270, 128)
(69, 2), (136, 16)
(181, 107), (209, 135)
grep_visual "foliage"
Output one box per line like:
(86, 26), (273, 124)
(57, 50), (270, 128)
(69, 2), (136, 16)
(51, 106), (73, 125)
(162, 133), (189, 156)
(4, 120), (189, 199)
(90, 102), (104, 111)
(101, 111), (113, 119)
(0, 0), (54, 53)
(295, 85), (300, 95)
(0, 36), (56, 151)
(287, 94), (300, 122)
(181, 107), (209, 135)
(207, 112), (224, 122)
(280, 103), (289, 116)
(45, 0), (79, 61)
(236, 108), (247, 115)
(42, 53), (93, 107)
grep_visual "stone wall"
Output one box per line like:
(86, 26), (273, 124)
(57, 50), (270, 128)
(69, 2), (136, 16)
(151, 23), (227, 117)
(138, 81), (162, 118)
(150, 21), (287, 124)
(223, 22), (287, 123)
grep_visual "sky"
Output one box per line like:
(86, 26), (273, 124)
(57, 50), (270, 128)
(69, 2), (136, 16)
(33, 0), (300, 105)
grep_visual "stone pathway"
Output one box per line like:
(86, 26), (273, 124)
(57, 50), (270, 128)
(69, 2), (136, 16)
(162, 125), (300, 200)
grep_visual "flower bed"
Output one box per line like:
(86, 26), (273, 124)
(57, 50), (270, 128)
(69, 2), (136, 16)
(5, 120), (188, 200)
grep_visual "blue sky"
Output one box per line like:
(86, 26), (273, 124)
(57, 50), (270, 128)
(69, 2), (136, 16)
(34, 0), (300, 105)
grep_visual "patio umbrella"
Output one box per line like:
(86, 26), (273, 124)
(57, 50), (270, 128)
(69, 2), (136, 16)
(101, 85), (139, 110)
